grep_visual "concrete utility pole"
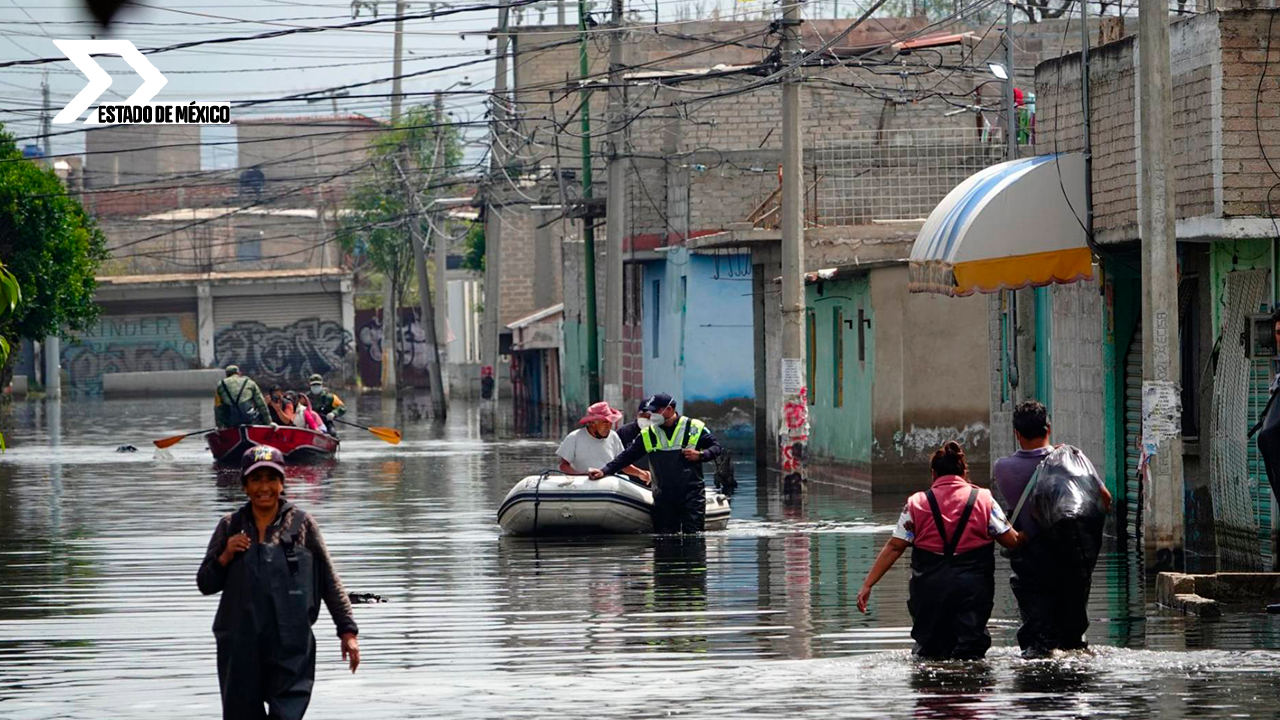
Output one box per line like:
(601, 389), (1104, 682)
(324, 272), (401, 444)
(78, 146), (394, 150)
(406, 92), (449, 419)
(578, 0), (601, 403)
(433, 91), (451, 407)
(1138, 0), (1184, 572)
(382, 0), (409, 397)
(602, 0), (625, 410)
(1004, 0), (1016, 161)
(40, 74), (59, 399)
(778, 0), (806, 494)
(482, 0), (511, 429)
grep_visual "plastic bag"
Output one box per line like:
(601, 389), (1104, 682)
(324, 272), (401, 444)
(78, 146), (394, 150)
(1029, 445), (1106, 527)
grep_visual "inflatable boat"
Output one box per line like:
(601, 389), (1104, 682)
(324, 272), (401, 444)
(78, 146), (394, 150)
(497, 473), (731, 536)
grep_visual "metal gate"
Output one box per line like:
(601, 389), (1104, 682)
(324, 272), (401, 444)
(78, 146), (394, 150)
(212, 292), (349, 388)
(1122, 322), (1142, 546)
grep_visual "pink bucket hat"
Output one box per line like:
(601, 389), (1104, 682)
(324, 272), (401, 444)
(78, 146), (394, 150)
(579, 401), (623, 425)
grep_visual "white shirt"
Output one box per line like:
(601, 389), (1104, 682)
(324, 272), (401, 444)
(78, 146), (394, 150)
(557, 428), (625, 473)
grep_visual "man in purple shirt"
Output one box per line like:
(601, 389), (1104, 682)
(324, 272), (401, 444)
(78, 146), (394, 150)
(993, 401), (1112, 658)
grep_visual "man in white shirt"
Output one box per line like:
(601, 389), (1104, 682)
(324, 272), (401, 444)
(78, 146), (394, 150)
(558, 402), (650, 483)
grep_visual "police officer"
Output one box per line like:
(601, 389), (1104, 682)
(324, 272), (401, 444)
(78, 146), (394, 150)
(589, 393), (722, 533)
(305, 373), (346, 434)
(215, 365), (271, 429)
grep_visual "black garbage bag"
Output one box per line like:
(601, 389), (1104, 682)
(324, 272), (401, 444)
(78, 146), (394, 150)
(1030, 445), (1107, 530)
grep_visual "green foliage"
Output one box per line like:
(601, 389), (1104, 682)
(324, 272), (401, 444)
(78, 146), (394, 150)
(338, 104), (464, 303)
(0, 128), (107, 346)
(461, 221), (484, 273)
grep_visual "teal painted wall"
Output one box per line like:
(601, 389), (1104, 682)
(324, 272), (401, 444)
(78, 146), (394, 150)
(561, 320), (591, 417)
(805, 276), (874, 466)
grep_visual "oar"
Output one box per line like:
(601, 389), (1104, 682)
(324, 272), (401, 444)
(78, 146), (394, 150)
(153, 428), (217, 449)
(334, 418), (402, 445)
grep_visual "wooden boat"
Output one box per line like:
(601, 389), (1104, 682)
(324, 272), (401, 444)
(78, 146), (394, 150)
(205, 425), (339, 464)
(497, 473), (731, 536)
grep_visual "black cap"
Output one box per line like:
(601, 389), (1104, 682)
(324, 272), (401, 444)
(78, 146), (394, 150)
(639, 393), (675, 413)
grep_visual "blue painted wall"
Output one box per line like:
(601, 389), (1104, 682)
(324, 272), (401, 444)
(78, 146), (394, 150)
(641, 248), (754, 423)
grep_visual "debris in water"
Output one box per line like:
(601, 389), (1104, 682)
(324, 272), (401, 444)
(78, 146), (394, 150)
(116, 445), (138, 453)
(348, 592), (387, 604)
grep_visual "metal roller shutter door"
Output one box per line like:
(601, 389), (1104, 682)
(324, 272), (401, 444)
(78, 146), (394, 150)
(1123, 325), (1142, 546)
(214, 293), (341, 329)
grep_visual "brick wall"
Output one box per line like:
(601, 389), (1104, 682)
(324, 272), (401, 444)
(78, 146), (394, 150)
(1219, 10), (1280, 218)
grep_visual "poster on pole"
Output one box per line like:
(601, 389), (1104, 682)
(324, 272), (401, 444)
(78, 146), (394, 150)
(1140, 380), (1181, 461)
(781, 358), (804, 396)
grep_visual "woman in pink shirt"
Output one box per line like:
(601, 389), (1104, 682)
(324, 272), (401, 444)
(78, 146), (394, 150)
(293, 394), (325, 433)
(857, 441), (1025, 660)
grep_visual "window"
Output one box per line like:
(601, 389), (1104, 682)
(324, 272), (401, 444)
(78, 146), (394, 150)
(833, 308), (844, 408)
(237, 233), (262, 261)
(806, 309), (816, 405)
(651, 279), (661, 358)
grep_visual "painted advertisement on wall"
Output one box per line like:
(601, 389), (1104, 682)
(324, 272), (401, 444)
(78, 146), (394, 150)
(215, 318), (352, 389)
(355, 307), (435, 388)
(63, 313), (200, 395)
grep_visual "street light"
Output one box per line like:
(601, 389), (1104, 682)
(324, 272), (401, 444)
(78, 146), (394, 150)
(988, 62), (1008, 81)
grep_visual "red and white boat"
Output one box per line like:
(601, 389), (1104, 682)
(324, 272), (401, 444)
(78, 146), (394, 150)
(205, 425), (339, 464)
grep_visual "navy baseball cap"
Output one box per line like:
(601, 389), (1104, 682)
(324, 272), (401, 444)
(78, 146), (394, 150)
(241, 444), (286, 481)
(639, 393), (675, 413)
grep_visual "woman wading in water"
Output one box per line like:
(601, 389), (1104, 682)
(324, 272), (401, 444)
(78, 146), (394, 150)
(197, 444), (360, 719)
(857, 441), (1025, 660)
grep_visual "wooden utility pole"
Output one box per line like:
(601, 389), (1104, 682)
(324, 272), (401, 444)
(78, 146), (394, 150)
(779, 0), (806, 494)
(602, 0), (625, 410)
(1138, 0), (1184, 572)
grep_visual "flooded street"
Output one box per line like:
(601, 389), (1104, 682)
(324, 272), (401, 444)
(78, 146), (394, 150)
(2, 398), (1279, 719)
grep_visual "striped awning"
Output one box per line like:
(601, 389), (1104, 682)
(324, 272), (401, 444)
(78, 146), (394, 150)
(908, 153), (1093, 296)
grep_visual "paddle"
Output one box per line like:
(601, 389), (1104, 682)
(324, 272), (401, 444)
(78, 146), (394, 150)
(153, 428), (217, 449)
(334, 418), (402, 445)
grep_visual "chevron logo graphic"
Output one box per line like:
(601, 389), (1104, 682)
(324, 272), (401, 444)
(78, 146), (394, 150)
(52, 39), (230, 125)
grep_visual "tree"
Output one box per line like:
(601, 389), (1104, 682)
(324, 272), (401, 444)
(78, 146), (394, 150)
(460, 221), (484, 273)
(0, 128), (107, 362)
(338, 104), (464, 308)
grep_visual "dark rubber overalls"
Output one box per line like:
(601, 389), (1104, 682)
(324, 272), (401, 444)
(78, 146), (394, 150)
(1009, 520), (1100, 655)
(906, 488), (996, 660)
(204, 505), (320, 720)
(640, 417), (709, 534)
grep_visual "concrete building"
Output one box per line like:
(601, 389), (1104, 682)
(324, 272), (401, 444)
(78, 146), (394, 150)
(83, 125), (200, 189)
(62, 269), (355, 396)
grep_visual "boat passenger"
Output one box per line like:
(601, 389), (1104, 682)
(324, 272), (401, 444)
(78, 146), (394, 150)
(268, 386), (296, 426)
(856, 441), (1025, 660)
(589, 393), (723, 533)
(197, 444), (360, 720)
(615, 401), (651, 472)
(306, 374), (345, 435)
(294, 395), (326, 433)
(558, 402), (650, 483)
(214, 365), (272, 430)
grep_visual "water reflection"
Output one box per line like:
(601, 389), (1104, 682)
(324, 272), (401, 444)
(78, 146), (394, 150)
(1, 399), (1280, 719)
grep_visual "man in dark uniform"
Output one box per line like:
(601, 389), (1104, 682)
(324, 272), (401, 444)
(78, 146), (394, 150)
(589, 393), (722, 533)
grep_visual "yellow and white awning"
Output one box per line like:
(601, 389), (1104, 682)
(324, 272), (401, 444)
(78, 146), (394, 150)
(908, 153), (1093, 296)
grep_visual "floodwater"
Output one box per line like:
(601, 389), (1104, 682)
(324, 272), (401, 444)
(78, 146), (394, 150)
(1, 398), (1279, 719)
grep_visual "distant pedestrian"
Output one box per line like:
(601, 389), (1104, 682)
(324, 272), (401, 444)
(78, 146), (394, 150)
(856, 441), (1024, 660)
(589, 393), (722, 533)
(992, 401), (1111, 658)
(197, 444), (360, 720)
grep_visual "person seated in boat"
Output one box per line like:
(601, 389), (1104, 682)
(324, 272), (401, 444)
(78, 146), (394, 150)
(215, 365), (273, 430)
(855, 441), (1026, 661)
(293, 394), (326, 433)
(267, 386), (296, 426)
(306, 374), (345, 435)
(558, 402), (650, 483)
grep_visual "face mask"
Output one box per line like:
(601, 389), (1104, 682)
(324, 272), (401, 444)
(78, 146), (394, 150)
(309, 384), (322, 392)
(637, 416), (656, 430)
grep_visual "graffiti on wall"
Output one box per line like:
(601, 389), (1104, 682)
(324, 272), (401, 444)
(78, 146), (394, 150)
(355, 307), (435, 388)
(63, 314), (200, 395)
(215, 317), (352, 388)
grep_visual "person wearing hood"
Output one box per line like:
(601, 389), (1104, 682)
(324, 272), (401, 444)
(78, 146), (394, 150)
(558, 401), (650, 483)
(305, 374), (345, 435)
(197, 445), (360, 720)
(588, 393), (723, 533)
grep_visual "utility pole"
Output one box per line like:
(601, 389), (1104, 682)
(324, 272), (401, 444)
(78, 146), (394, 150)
(1138, 0), (1183, 572)
(406, 92), (449, 419)
(433, 92), (451, 408)
(1004, 0), (1016, 161)
(778, 0), (806, 494)
(40, 73), (59, 400)
(578, 0), (601, 403)
(482, 0), (511, 429)
(602, 0), (625, 410)
(382, 0), (408, 397)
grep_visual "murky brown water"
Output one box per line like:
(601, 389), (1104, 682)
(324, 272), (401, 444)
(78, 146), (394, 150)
(2, 398), (1279, 719)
